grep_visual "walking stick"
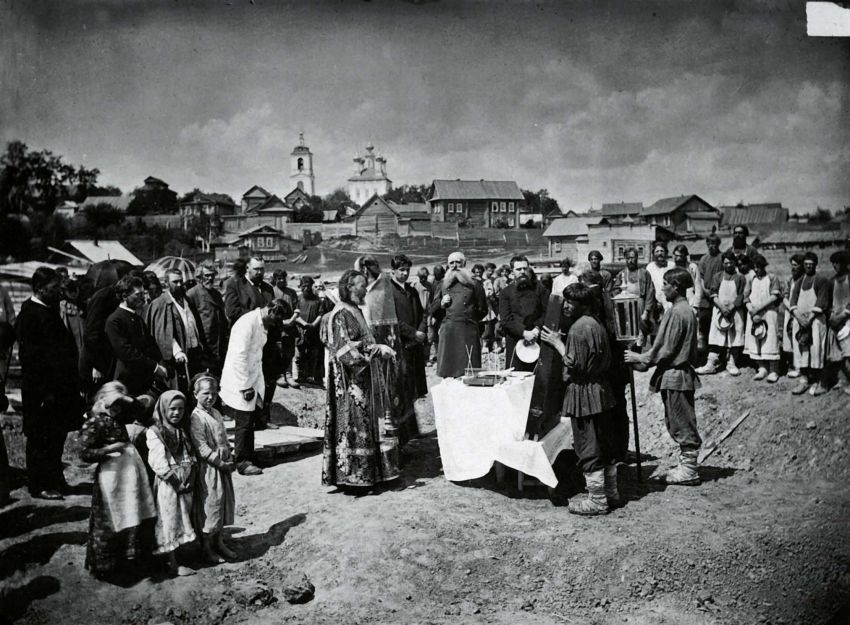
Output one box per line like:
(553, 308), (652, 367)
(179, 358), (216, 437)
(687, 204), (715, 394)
(628, 366), (642, 482)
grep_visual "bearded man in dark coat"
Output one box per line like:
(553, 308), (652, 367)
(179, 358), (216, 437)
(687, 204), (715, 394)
(498, 255), (549, 372)
(429, 251), (488, 378)
(16, 267), (84, 499)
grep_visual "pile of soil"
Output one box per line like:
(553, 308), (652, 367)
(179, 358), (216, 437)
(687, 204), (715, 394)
(1, 362), (849, 625)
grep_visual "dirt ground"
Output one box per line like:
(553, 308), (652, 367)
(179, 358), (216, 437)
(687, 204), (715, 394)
(2, 360), (850, 625)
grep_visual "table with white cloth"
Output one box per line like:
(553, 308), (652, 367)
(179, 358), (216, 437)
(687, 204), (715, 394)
(432, 374), (572, 489)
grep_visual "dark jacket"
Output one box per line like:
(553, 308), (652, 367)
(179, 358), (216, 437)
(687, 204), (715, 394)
(391, 279), (427, 347)
(82, 286), (119, 378)
(498, 279), (550, 368)
(186, 284), (229, 365)
(224, 276), (273, 326)
(144, 292), (207, 363)
(105, 306), (161, 395)
(15, 299), (83, 435)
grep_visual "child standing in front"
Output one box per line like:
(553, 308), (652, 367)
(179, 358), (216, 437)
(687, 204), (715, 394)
(189, 373), (237, 563)
(147, 390), (197, 576)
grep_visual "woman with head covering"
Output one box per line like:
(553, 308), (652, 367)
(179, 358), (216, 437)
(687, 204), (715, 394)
(146, 390), (197, 576)
(78, 382), (157, 580)
(189, 373), (237, 563)
(320, 269), (398, 489)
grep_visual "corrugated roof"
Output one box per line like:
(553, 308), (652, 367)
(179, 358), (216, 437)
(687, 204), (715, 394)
(81, 194), (134, 212)
(430, 179), (524, 201)
(391, 202), (429, 216)
(543, 216), (604, 238)
(642, 194), (715, 217)
(65, 240), (143, 265)
(720, 205), (788, 226)
(601, 202), (643, 217)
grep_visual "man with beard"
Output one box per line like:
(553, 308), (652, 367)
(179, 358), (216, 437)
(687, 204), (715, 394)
(613, 248), (656, 348)
(697, 234), (723, 354)
(826, 251), (850, 395)
(788, 252), (831, 396)
(625, 267), (702, 486)
(587, 250), (613, 294)
(499, 255), (549, 372)
(220, 300), (290, 476)
(645, 241), (676, 315)
(727, 225), (758, 263)
(389, 254), (427, 413)
(271, 269), (300, 388)
(672, 244), (703, 313)
(429, 252), (488, 378)
(781, 254), (805, 379)
(186, 262), (229, 374)
(145, 269), (208, 394)
(295, 276), (331, 385)
(16, 267), (84, 499)
(224, 258), (273, 326)
(540, 283), (617, 515)
(697, 251), (747, 376)
(106, 275), (168, 395)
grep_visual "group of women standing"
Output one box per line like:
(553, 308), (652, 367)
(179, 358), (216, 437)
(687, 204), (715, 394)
(78, 375), (236, 581)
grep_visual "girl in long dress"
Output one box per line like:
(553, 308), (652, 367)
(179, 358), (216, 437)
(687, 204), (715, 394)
(79, 382), (157, 580)
(321, 269), (397, 489)
(189, 373), (237, 563)
(146, 390), (197, 576)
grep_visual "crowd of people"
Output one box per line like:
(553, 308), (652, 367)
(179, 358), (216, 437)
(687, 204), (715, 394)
(0, 226), (848, 577)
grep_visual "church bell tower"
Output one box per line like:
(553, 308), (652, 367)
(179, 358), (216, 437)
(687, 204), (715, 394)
(290, 132), (315, 196)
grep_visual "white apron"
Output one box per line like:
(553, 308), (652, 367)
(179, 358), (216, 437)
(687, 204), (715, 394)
(827, 276), (850, 361)
(782, 277), (795, 354)
(744, 275), (780, 361)
(791, 280), (826, 369)
(98, 445), (157, 532)
(708, 277), (745, 348)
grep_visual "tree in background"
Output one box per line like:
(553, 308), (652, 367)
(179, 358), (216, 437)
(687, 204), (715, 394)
(382, 184), (430, 204)
(522, 188), (561, 219)
(127, 184), (178, 215)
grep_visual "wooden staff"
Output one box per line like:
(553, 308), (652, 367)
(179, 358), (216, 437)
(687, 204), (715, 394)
(628, 365), (642, 482)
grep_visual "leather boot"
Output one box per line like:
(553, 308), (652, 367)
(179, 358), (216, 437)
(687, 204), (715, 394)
(568, 470), (609, 516)
(665, 449), (700, 486)
(603, 464), (622, 508)
(696, 352), (720, 375)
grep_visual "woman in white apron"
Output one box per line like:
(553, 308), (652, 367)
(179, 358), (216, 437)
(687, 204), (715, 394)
(698, 251), (746, 376)
(789, 253), (831, 396)
(744, 255), (783, 382)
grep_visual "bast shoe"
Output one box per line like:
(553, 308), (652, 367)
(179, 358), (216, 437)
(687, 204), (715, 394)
(753, 368), (767, 381)
(787, 369), (801, 379)
(237, 463), (264, 476)
(766, 372), (779, 383)
(791, 379), (810, 395)
(809, 383), (828, 397)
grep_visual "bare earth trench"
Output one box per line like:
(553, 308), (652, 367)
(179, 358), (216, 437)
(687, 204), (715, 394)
(1, 361), (849, 625)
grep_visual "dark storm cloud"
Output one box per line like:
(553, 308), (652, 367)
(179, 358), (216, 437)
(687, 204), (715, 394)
(1, 0), (847, 211)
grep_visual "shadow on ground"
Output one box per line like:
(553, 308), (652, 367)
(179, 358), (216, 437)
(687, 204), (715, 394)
(0, 575), (61, 625)
(0, 504), (89, 539)
(0, 531), (87, 579)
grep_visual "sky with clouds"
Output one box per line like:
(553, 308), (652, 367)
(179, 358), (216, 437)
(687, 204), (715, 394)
(2, 0), (848, 212)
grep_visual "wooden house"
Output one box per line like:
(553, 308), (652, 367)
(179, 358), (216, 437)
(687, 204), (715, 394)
(640, 195), (720, 234)
(427, 179), (526, 228)
(212, 225), (304, 263)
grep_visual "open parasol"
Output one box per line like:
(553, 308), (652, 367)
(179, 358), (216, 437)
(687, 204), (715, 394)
(144, 256), (197, 283)
(85, 259), (137, 290)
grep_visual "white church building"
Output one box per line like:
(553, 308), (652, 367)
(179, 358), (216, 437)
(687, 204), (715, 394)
(348, 143), (392, 206)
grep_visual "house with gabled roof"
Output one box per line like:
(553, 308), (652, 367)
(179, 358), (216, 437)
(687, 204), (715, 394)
(427, 179), (527, 228)
(601, 202), (644, 224)
(211, 224), (304, 263)
(640, 194), (719, 234)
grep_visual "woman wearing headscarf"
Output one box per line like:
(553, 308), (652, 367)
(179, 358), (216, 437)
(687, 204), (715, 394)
(146, 390), (197, 576)
(78, 382), (157, 580)
(320, 269), (397, 489)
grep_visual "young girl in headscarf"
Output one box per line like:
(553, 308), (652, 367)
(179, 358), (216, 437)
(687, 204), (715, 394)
(79, 382), (157, 580)
(189, 373), (237, 563)
(146, 390), (197, 576)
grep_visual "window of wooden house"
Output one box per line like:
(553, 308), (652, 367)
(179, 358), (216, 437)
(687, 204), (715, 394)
(448, 203), (454, 213)
(500, 202), (507, 212)
(492, 201), (498, 211)
(508, 202), (515, 212)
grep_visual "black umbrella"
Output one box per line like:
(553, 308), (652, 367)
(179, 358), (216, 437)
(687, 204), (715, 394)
(84, 259), (137, 290)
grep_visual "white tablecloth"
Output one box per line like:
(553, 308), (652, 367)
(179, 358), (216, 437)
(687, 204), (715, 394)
(432, 375), (572, 488)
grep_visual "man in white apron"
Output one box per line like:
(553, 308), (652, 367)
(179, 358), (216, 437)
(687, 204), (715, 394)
(743, 254), (783, 382)
(826, 251), (850, 395)
(781, 254), (805, 379)
(697, 251), (746, 376)
(788, 252), (831, 396)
